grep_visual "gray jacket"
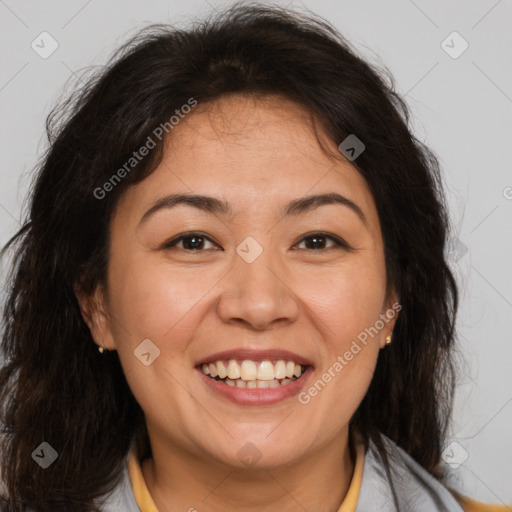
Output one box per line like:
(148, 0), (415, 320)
(94, 433), (465, 511)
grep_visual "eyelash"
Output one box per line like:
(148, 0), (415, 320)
(163, 231), (352, 252)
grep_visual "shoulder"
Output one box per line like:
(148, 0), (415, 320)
(96, 471), (140, 512)
(357, 432), (510, 512)
(450, 489), (512, 512)
(0, 453), (139, 512)
(92, 452), (141, 512)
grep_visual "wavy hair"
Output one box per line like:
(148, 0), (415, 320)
(0, 3), (458, 510)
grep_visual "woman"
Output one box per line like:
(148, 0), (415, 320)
(0, 3), (509, 511)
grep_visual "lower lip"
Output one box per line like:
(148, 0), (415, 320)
(197, 366), (313, 405)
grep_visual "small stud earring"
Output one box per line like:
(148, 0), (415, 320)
(98, 345), (105, 353)
(385, 334), (392, 345)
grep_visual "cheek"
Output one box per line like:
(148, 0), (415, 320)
(104, 256), (212, 428)
(106, 254), (222, 345)
(292, 256), (385, 410)
(296, 258), (387, 343)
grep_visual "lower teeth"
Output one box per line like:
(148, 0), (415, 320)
(210, 375), (300, 388)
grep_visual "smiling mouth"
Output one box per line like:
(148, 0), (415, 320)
(200, 359), (308, 388)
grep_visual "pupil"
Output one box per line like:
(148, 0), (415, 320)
(185, 236), (203, 250)
(308, 236), (324, 249)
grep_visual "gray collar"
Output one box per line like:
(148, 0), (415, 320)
(356, 433), (464, 511)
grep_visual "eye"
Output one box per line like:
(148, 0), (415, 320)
(163, 232), (219, 251)
(163, 231), (351, 252)
(294, 232), (351, 251)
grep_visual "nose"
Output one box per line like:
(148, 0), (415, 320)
(215, 246), (300, 331)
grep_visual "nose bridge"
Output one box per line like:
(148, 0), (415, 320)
(216, 235), (298, 329)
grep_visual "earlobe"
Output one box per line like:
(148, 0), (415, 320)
(74, 283), (116, 351)
(380, 292), (401, 349)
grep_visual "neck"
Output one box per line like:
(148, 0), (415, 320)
(141, 427), (355, 512)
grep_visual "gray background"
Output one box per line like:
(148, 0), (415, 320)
(1, 0), (511, 506)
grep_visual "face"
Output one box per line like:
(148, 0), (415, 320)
(79, 94), (398, 469)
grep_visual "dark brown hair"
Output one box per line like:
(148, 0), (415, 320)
(0, 2), (458, 510)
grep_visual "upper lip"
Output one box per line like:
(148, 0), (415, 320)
(197, 349), (314, 367)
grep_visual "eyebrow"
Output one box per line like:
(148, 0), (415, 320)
(138, 192), (368, 228)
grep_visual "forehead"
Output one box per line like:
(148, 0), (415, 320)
(114, 94), (380, 232)
(167, 94), (340, 177)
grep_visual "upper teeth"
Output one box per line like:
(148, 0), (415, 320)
(201, 360), (304, 381)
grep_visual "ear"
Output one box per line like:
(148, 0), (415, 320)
(74, 282), (116, 351)
(379, 290), (401, 349)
